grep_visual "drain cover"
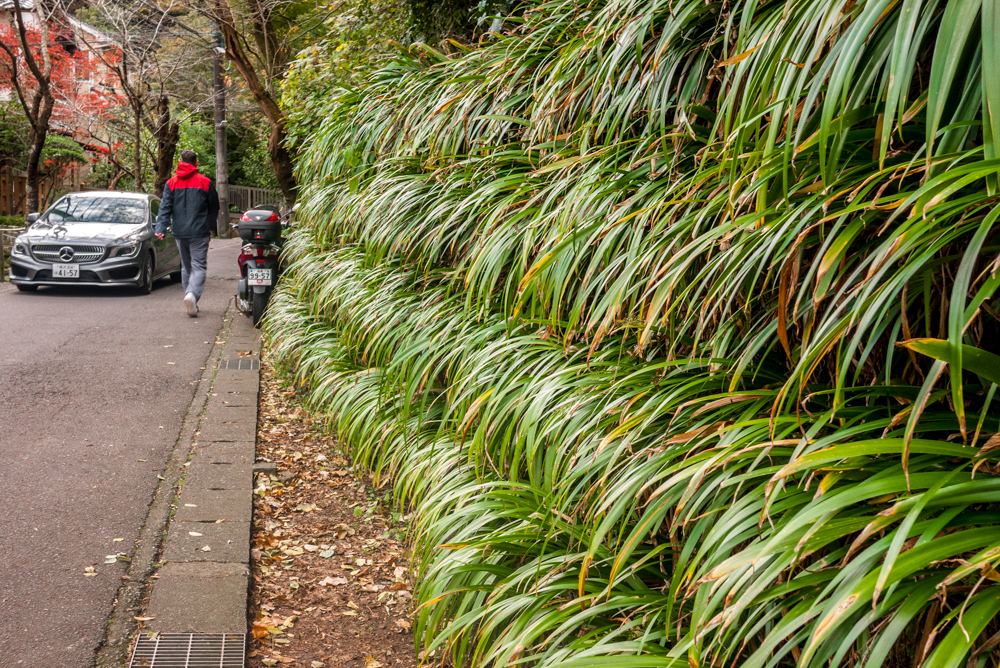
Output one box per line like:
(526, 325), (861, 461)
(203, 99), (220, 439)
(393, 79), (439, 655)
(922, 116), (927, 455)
(128, 633), (245, 667)
(219, 358), (259, 370)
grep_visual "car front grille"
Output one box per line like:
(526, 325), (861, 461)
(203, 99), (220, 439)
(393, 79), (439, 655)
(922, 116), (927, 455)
(31, 244), (106, 264)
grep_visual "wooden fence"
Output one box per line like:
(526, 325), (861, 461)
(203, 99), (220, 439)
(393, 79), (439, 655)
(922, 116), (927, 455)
(228, 185), (284, 214)
(0, 168), (30, 217)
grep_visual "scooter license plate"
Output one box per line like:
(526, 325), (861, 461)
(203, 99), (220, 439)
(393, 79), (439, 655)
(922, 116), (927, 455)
(248, 268), (272, 286)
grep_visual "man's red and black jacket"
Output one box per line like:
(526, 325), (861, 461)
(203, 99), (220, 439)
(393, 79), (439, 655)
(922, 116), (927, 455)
(154, 162), (220, 239)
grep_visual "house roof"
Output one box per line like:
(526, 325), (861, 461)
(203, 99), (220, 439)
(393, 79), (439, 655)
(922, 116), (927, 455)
(0, 4), (114, 50)
(0, 0), (35, 10)
(66, 15), (113, 47)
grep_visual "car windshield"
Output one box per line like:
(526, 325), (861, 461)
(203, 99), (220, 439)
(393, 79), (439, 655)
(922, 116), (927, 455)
(43, 196), (146, 224)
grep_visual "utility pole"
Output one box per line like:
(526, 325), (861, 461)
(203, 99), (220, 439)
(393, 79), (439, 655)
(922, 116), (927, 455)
(212, 30), (230, 239)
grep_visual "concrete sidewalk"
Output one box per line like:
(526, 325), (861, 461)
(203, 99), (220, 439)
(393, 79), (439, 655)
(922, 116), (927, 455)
(139, 308), (260, 635)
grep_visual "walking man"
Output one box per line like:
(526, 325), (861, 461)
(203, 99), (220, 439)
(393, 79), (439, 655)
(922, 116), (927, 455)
(155, 149), (220, 317)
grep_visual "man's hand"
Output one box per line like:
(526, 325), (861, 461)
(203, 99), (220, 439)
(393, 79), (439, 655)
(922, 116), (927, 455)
(155, 233), (164, 240)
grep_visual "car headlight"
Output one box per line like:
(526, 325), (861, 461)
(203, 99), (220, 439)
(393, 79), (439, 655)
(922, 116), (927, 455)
(11, 243), (26, 256)
(110, 243), (141, 258)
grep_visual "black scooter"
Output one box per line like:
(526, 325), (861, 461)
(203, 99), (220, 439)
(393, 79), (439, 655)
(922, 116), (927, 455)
(232, 203), (296, 327)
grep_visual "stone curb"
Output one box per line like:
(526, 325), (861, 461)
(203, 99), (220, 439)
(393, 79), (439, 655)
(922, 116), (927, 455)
(142, 309), (261, 636)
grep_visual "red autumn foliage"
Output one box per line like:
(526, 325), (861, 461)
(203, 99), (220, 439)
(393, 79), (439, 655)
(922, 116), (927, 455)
(0, 20), (124, 145)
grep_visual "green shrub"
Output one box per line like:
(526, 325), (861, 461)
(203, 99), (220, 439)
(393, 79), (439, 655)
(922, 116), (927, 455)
(269, 0), (1000, 666)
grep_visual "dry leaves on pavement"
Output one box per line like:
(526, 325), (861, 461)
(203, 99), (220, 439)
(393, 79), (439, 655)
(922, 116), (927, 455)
(248, 358), (417, 668)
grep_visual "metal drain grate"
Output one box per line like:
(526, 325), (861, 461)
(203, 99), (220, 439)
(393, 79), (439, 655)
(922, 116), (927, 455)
(219, 357), (259, 370)
(128, 633), (245, 667)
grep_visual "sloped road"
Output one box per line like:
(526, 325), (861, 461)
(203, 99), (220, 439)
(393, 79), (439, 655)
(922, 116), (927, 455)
(0, 238), (240, 667)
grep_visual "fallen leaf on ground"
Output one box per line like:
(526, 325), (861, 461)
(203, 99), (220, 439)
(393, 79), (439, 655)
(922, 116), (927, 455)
(364, 656), (383, 668)
(134, 616), (156, 622)
(318, 576), (348, 587)
(347, 601), (359, 610)
(332, 523), (354, 538)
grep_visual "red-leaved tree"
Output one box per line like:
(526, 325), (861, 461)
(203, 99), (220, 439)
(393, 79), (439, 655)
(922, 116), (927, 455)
(0, 1), (121, 211)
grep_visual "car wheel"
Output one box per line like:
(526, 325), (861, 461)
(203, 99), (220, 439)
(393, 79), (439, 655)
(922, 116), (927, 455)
(137, 253), (154, 295)
(15, 284), (37, 292)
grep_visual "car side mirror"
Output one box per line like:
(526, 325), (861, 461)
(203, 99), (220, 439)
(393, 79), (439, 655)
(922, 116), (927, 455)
(25, 212), (39, 224)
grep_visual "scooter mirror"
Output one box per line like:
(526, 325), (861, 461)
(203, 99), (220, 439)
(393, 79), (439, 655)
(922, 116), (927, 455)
(291, 203), (301, 212)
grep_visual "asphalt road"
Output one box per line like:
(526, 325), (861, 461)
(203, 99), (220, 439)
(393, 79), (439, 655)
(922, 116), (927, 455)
(0, 238), (241, 667)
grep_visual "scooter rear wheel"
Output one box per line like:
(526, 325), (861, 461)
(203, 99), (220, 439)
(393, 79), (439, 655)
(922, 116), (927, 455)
(251, 288), (269, 328)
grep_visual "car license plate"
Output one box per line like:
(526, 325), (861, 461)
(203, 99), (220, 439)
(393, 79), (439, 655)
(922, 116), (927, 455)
(248, 268), (272, 286)
(52, 263), (79, 278)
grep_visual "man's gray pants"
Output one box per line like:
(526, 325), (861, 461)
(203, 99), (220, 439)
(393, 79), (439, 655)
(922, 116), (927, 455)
(176, 237), (210, 302)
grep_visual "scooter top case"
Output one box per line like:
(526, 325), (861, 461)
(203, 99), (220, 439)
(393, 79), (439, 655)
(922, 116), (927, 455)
(238, 208), (282, 243)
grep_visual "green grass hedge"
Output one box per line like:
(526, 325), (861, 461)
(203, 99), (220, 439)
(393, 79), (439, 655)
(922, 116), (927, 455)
(267, 0), (1000, 666)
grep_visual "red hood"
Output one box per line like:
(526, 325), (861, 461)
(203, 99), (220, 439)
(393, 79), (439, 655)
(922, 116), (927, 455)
(175, 162), (199, 179)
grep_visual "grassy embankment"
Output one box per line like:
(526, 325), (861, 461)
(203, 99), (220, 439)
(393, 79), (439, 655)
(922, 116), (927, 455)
(266, 0), (1000, 665)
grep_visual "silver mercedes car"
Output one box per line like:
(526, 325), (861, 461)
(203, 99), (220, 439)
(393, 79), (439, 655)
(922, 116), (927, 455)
(8, 191), (181, 293)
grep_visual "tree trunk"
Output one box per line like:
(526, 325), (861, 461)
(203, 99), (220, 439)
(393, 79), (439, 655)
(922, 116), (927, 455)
(268, 123), (296, 204)
(213, 0), (297, 204)
(8, 0), (55, 213)
(152, 96), (178, 198)
(133, 104), (143, 192)
(24, 98), (53, 213)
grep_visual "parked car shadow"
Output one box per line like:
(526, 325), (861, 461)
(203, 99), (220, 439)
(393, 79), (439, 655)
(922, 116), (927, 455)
(12, 278), (175, 298)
